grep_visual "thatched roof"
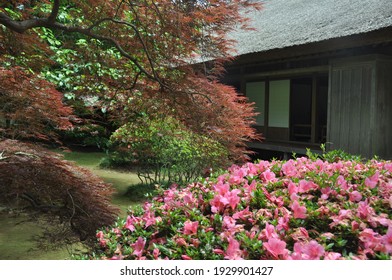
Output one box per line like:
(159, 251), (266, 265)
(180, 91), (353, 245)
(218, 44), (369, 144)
(230, 0), (392, 56)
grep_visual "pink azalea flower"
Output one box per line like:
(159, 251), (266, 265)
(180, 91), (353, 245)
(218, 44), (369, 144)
(299, 227), (310, 238)
(223, 216), (236, 230)
(288, 182), (298, 196)
(181, 255), (193, 260)
(125, 215), (140, 232)
(213, 248), (225, 255)
(243, 180), (257, 194)
(228, 168), (247, 184)
(262, 169), (276, 183)
(291, 200), (307, 219)
(320, 187), (331, 200)
(336, 175), (348, 190)
(298, 180), (317, 193)
(112, 228), (122, 237)
(321, 232), (334, 240)
(163, 188), (176, 204)
(183, 220), (199, 235)
(290, 193), (299, 201)
(191, 238), (200, 247)
(324, 252), (341, 260)
(183, 193), (196, 206)
(96, 231), (104, 239)
(365, 172), (379, 189)
(245, 162), (259, 177)
(316, 206), (330, 216)
(349, 190), (362, 202)
(290, 242), (308, 260)
(289, 252), (305, 260)
(210, 195), (226, 213)
(282, 160), (298, 177)
(381, 226), (392, 253)
(303, 240), (325, 260)
(224, 236), (243, 260)
(351, 221), (360, 231)
(277, 215), (290, 232)
(259, 223), (279, 241)
(175, 237), (188, 247)
(291, 227), (310, 242)
(338, 209), (352, 219)
(232, 206), (252, 220)
(254, 160), (270, 172)
(359, 228), (380, 250)
(153, 248), (160, 260)
(357, 200), (374, 219)
(225, 189), (241, 210)
(143, 210), (156, 228)
(263, 238), (287, 259)
(214, 182), (230, 195)
(274, 196), (284, 207)
(132, 237), (146, 258)
(385, 162), (392, 173)
(99, 239), (107, 247)
(110, 254), (124, 260)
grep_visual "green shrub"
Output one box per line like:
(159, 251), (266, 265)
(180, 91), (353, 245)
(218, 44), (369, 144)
(306, 144), (363, 162)
(105, 116), (229, 186)
(61, 122), (110, 150)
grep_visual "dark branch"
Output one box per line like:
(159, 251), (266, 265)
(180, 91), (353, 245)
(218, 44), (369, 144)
(0, 3), (161, 86)
(0, 12), (48, 33)
(88, 17), (160, 83)
(48, 0), (61, 23)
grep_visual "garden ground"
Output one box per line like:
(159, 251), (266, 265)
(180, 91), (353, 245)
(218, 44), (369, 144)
(0, 151), (144, 260)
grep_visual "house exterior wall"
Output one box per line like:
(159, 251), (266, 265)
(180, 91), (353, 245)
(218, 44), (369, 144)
(375, 58), (392, 159)
(221, 42), (392, 159)
(328, 55), (392, 159)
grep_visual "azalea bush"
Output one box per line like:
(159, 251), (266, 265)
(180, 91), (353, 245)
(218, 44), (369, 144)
(85, 155), (392, 260)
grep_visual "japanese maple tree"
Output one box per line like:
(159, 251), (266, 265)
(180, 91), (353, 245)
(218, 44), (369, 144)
(0, 0), (262, 160)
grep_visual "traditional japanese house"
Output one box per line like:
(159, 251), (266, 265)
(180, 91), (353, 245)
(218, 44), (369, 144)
(222, 0), (392, 159)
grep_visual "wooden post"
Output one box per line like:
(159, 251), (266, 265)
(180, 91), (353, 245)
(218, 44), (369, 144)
(264, 78), (270, 138)
(311, 75), (317, 143)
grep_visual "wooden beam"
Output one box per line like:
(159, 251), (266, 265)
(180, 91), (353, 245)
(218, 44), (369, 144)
(227, 66), (329, 81)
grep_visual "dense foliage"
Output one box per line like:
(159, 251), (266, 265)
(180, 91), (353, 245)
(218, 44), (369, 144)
(106, 115), (228, 185)
(0, 67), (73, 142)
(86, 155), (392, 260)
(0, 0), (262, 160)
(0, 139), (119, 242)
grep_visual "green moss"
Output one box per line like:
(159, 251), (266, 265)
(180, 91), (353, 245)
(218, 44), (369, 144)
(0, 212), (85, 260)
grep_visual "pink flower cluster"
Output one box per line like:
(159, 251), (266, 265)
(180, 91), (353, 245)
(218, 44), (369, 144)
(96, 157), (392, 260)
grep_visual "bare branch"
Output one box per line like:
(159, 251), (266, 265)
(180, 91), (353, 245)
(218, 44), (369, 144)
(127, 71), (142, 91)
(0, 12), (48, 33)
(88, 17), (160, 83)
(48, 0), (61, 23)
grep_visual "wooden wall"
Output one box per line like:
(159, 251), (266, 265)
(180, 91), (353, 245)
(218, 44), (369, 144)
(328, 55), (392, 159)
(375, 58), (392, 159)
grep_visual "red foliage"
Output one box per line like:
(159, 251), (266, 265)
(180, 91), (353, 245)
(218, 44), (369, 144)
(0, 67), (73, 141)
(1, 0), (263, 160)
(0, 139), (119, 241)
(168, 76), (263, 161)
